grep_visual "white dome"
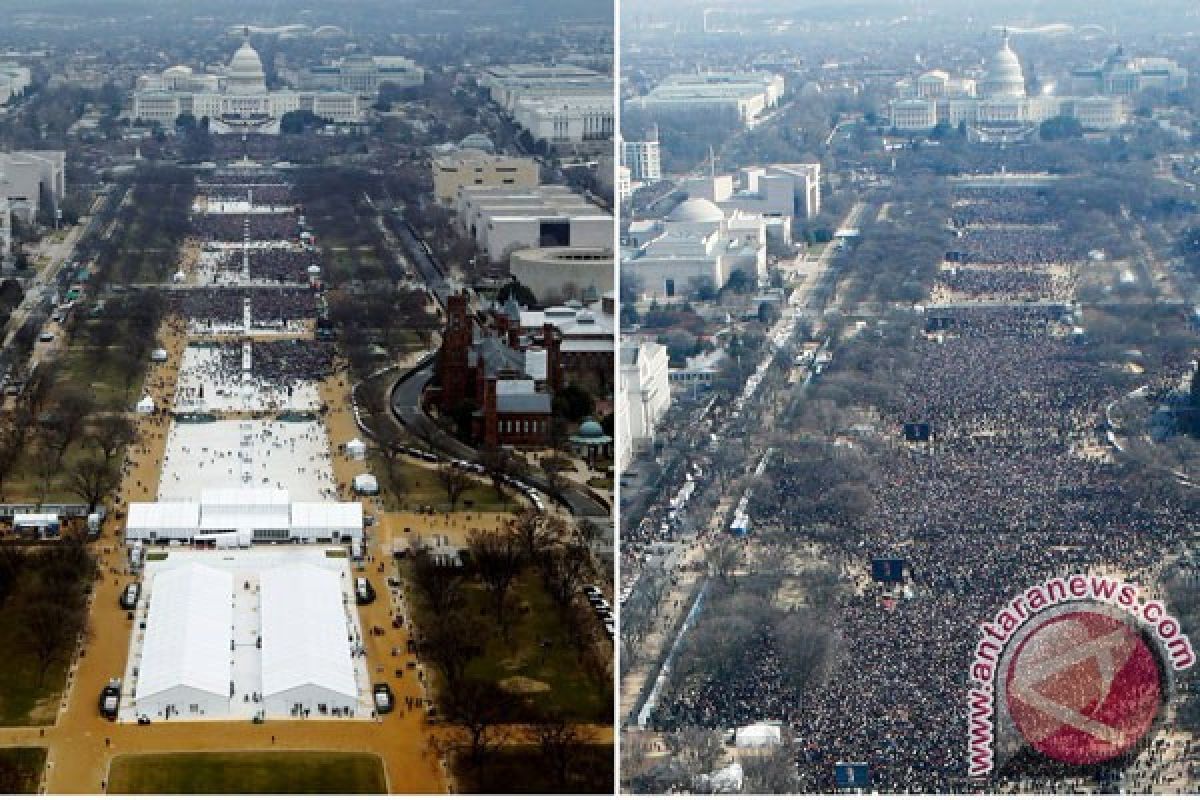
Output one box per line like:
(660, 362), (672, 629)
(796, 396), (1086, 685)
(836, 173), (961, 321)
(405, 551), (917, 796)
(981, 34), (1026, 98)
(667, 197), (725, 224)
(226, 38), (267, 95)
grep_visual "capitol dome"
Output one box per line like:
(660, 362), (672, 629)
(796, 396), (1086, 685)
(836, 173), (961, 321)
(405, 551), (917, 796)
(667, 197), (725, 224)
(980, 33), (1026, 98)
(226, 35), (267, 95)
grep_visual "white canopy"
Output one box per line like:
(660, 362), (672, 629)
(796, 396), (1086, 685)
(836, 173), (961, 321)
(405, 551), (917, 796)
(151, 348), (169, 362)
(260, 563), (358, 713)
(352, 474), (379, 495)
(735, 723), (783, 749)
(345, 438), (367, 460)
(136, 564), (234, 712)
(136, 395), (155, 413)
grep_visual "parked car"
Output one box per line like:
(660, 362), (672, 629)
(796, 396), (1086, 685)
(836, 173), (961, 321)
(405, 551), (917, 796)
(373, 682), (394, 713)
(99, 678), (121, 720)
(119, 582), (141, 610)
(355, 577), (376, 605)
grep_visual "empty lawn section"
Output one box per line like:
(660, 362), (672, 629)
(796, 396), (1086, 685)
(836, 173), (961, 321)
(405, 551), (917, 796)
(453, 744), (612, 794)
(106, 751), (387, 794)
(0, 748), (46, 793)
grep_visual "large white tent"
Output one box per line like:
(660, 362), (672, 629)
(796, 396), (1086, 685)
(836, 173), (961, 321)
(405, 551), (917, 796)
(260, 563), (359, 717)
(135, 563), (234, 720)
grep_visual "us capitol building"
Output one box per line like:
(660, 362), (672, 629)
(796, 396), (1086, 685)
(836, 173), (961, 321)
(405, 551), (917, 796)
(889, 32), (1128, 140)
(132, 33), (390, 134)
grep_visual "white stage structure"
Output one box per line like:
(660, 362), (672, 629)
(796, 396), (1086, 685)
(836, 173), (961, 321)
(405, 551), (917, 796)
(125, 489), (362, 545)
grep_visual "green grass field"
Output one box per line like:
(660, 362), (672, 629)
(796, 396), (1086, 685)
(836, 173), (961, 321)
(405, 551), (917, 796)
(106, 752), (387, 794)
(0, 747), (46, 793)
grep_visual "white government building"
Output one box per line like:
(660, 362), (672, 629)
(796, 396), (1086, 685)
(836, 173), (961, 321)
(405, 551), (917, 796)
(0, 63), (30, 107)
(132, 33), (367, 133)
(889, 33), (1127, 135)
(623, 197), (777, 300)
(480, 64), (613, 151)
(681, 163), (821, 220)
(455, 184), (613, 262)
(620, 340), (671, 463)
(626, 72), (785, 126)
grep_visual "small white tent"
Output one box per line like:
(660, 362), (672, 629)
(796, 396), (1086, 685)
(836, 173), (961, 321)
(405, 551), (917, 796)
(345, 438), (367, 460)
(136, 395), (155, 413)
(151, 348), (169, 362)
(735, 723), (783, 749)
(352, 474), (379, 495)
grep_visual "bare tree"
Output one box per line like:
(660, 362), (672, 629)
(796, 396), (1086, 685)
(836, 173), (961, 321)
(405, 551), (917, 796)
(67, 458), (121, 512)
(18, 597), (84, 685)
(467, 529), (524, 632)
(741, 741), (801, 793)
(87, 414), (137, 465)
(666, 727), (726, 780)
(706, 539), (741, 585)
(422, 610), (474, 687)
(410, 548), (464, 617)
(48, 386), (95, 465)
(437, 462), (472, 510)
(510, 509), (550, 561)
(534, 711), (589, 788)
(478, 445), (510, 500)
(443, 677), (519, 769)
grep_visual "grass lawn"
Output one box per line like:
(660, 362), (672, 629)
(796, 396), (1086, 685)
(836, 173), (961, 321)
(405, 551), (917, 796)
(369, 453), (520, 514)
(0, 747), (47, 793)
(0, 576), (84, 726)
(60, 346), (139, 411)
(430, 567), (611, 723)
(453, 745), (612, 794)
(107, 752), (387, 794)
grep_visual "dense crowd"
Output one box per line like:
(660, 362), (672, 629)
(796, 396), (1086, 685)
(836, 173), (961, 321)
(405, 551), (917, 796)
(191, 213), (299, 242)
(199, 183), (293, 206)
(950, 189), (1053, 226)
(946, 229), (1087, 266)
(936, 268), (1069, 301)
(651, 187), (1195, 792)
(215, 247), (315, 283)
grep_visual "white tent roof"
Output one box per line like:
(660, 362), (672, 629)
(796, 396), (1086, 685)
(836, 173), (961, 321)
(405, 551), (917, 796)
(352, 474), (378, 493)
(735, 723), (783, 748)
(259, 563), (357, 699)
(127, 502), (201, 530)
(136, 395), (155, 413)
(138, 563), (234, 701)
(290, 502), (362, 530)
(199, 488), (290, 531)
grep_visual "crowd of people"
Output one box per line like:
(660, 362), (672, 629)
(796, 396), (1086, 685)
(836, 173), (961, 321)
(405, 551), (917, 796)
(946, 228), (1088, 266)
(949, 189), (1053, 226)
(200, 183), (293, 206)
(650, 183), (1196, 792)
(191, 213), (299, 242)
(935, 267), (1071, 302)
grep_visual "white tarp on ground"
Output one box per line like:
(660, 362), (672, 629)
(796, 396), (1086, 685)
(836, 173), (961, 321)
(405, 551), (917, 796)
(260, 563), (359, 718)
(136, 563), (233, 720)
(735, 722), (783, 749)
